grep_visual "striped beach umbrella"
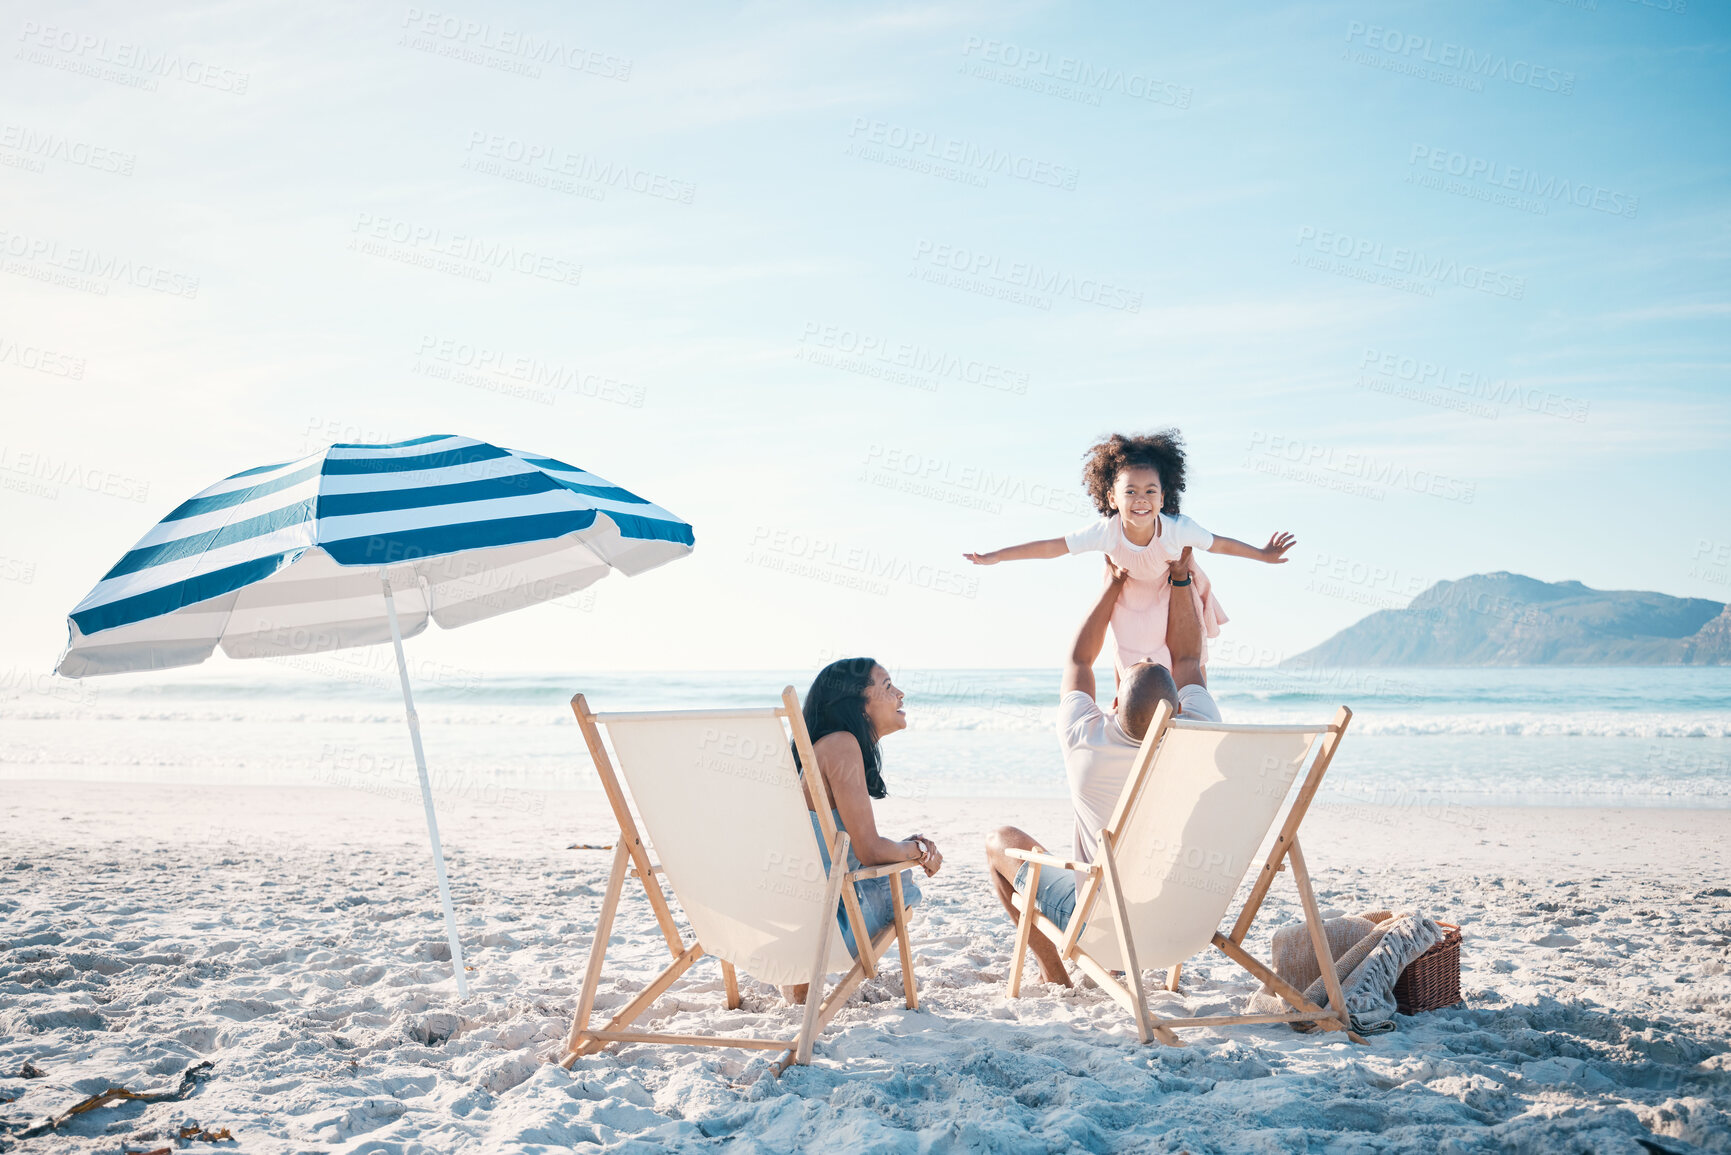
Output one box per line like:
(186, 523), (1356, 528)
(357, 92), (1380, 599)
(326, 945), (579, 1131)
(55, 434), (695, 995)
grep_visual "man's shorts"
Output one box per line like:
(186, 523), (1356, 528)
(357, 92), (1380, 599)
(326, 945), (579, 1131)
(1013, 861), (1078, 932)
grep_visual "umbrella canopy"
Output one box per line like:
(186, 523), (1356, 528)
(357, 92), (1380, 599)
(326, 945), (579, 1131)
(54, 433), (694, 999)
(56, 434), (693, 677)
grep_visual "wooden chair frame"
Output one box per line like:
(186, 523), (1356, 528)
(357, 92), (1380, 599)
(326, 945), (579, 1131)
(557, 686), (920, 1074)
(1005, 702), (1366, 1047)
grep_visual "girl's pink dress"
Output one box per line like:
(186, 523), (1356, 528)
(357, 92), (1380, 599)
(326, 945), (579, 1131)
(1064, 512), (1228, 674)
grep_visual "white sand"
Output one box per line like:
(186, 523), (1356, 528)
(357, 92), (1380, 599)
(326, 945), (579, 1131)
(2, 782), (1728, 1153)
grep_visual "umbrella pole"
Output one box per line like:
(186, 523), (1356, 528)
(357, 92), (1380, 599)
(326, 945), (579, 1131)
(381, 573), (469, 998)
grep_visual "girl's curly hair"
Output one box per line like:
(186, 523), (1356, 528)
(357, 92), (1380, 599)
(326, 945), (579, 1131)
(1082, 430), (1187, 518)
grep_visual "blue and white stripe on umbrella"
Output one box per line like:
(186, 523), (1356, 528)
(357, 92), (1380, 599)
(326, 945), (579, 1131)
(55, 434), (694, 999)
(57, 434), (694, 677)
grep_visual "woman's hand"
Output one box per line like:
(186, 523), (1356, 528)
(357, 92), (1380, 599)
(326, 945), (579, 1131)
(1104, 558), (1129, 585)
(907, 834), (943, 876)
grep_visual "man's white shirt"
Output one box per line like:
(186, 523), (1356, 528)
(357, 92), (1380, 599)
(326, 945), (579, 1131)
(1056, 684), (1222, 870)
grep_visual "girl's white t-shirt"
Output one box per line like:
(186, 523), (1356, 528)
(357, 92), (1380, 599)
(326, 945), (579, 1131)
(1064, 512), (1213, 561)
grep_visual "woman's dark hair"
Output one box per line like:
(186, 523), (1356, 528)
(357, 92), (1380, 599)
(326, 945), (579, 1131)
(1082, 429), (1187, 517)
(796, 657), (887, 799)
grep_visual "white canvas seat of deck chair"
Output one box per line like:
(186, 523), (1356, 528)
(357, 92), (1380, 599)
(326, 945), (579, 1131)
(1006, 701), (1365, 1046)
(559, 686), (919, 1073)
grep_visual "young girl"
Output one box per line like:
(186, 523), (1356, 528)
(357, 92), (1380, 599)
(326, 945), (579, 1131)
(964, 430), (1294, 676)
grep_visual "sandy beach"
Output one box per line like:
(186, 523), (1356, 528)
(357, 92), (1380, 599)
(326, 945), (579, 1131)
(5, 0), (1727, 1149)
(2, 780), (1726, 1153)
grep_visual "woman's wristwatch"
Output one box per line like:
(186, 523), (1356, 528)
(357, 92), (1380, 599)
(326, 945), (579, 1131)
(1169, 573), (1193, 586)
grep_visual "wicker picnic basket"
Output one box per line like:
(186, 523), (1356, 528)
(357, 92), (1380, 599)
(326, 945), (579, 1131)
(1393, 921), (1462, 1013)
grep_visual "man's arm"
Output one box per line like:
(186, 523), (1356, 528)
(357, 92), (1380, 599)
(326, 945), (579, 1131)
(1061, 561), (1128, 699)
(1166, 546), (1205, 690)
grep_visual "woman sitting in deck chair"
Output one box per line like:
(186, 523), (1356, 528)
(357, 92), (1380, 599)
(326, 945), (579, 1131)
(786, 658), (944, 1003)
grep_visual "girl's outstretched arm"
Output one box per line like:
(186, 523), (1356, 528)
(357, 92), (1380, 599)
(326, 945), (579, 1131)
(963, 537), (1069, 565)
(1207, 531), (1296, 564)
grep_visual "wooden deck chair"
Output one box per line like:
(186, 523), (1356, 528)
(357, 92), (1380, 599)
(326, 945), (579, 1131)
(1005, 702), (1365, 1047)
(557, 686), (920, 1073)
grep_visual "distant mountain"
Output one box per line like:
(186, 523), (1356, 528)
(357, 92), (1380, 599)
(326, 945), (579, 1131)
(1287, 572), (1730, 667)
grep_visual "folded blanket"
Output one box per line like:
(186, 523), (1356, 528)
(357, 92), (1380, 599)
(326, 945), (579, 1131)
(1247, 909), (1444, 1034)
(1262, 909), (1389, 994)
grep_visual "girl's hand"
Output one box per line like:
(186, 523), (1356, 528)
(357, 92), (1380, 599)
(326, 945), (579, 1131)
(1259, 532), (1296, 563)
(907, 834), (943, 876)
(962, 552), (997, 565)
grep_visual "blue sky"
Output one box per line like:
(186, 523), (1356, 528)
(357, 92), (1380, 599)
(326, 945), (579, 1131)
(2, 0), (1727, 676)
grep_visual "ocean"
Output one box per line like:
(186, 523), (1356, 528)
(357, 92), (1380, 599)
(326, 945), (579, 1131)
(2, 664), (1728, 809)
